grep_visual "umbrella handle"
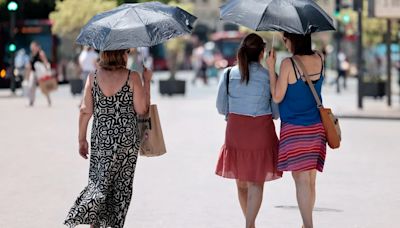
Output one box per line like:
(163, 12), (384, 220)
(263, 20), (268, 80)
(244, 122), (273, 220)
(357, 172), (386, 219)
(272, 34), (276, 49)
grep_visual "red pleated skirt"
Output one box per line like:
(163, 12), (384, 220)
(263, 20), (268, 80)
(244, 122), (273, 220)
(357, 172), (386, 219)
(215, 114), (282, 183)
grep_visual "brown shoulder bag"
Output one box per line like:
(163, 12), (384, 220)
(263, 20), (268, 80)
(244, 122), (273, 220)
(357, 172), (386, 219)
(292, 56), (341, 149)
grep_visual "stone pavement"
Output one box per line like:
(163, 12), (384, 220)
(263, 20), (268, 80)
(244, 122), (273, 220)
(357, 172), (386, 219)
(0, 70), (399, 228)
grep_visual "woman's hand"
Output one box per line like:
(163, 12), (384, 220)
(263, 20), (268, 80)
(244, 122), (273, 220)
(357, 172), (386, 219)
(143, 67), (153, 83)
(266, 48), (277, 73)
(79, 140), (89, 159)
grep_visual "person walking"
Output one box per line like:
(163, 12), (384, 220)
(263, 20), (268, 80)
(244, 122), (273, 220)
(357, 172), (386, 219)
(64, 49), (152, 228)
(267, 32), (327, 228)
(26, 41), (51, 106)
(79, 47), (99, 83)
(336, 50), (349, 93)
(216, 33), (282, 228)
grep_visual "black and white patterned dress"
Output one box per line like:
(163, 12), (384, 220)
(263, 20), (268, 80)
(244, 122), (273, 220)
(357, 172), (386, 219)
(64, 70), (140, 228)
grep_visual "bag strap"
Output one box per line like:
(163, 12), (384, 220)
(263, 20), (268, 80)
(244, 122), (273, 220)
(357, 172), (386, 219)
(291, 56), (323, 108)
(225, 67), (232, 117)
(225, 67), (232, 95)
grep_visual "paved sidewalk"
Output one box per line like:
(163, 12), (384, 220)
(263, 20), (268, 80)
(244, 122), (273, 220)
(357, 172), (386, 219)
(323, 70), (400, 120)
(0, 71), (399, 228)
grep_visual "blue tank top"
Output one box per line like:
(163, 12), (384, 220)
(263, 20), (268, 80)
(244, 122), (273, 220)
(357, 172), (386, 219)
(279, 55), (324, 126)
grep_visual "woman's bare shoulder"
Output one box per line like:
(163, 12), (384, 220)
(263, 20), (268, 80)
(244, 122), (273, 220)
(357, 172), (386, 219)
(280, 57), (293, 71)
(128, 70), (142, 87)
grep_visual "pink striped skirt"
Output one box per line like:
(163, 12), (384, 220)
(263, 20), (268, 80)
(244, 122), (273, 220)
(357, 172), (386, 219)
(278, 122), (327, 172)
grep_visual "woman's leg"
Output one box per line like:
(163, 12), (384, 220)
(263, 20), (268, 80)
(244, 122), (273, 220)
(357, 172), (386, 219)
(28, 73), (36, 106)
(45, 93), (52, 107)
(236, 180), (248, 217)
(310, 170), (317, 210)
(292, 170), (315, 228)
(245, 182), (264, 228)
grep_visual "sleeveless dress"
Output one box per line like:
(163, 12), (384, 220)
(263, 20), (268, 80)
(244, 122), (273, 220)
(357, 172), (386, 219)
(277, 55), (327, 172)
(64, 70), (140, 228)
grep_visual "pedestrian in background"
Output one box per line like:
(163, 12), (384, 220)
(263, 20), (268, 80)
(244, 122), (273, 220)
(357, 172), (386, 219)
(191, 41), (208, 85)
(336, 50), (349, 93)
(397, 59), (400, 87)
(79, 47), (98, 83)
(267, 32), (327, 228)
(216, 33), (282, 228)
(64, 48), (152, 228)
(26, 41), (51, 106)
(14, 48), (30, 96)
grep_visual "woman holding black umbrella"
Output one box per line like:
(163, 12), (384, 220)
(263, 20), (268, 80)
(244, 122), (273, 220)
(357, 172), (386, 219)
(216, 33), (282, 228)
(267, 33), (326, 228)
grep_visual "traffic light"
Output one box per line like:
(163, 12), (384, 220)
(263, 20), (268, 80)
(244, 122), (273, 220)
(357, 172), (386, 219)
(342, 14), (351, 24)
(8, 42), (16, 52)
(335, 0), (341, 17)
(7, 1), (18, 11)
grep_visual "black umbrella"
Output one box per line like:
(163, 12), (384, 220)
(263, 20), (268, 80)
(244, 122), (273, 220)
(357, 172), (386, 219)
(220, 0), (335, 34)
(76, 2), (197, 51)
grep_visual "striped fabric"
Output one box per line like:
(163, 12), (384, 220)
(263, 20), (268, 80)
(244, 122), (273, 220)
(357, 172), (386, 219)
(278, 122), (326, 172)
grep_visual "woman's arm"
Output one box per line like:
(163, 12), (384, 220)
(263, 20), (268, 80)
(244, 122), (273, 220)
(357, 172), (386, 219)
(131, 69), (152, 115)
(38, 50), (50, 67)
(78, 75), (94, 159)
(266, 49), (290, 103)
(216, 68), (229, 115)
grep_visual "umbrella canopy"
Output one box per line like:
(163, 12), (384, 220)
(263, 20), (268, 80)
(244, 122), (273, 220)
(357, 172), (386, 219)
(220, 0), (335, 35)
(76, 2), (197, 51)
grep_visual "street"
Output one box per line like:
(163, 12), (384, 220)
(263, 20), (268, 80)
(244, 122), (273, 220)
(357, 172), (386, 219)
(0, 71), (399, 228)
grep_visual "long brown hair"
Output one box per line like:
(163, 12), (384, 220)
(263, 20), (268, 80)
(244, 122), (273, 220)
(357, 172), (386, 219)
(283, 32), (314, 55)
(99, 49), (127, 71)
(237, 33), (265, 84)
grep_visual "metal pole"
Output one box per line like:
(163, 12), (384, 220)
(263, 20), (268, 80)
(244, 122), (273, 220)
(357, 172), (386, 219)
(9, 11), (16, 94)
(336, 22), (342, 94)
(386, 19), (392, 106)
(398, 20), (400, 104)
(357, 0), (363, 109)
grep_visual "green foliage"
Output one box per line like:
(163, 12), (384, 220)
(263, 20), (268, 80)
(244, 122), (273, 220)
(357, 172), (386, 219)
(334, 0), (399, 47)
(363, 0), (399, 46)
(49, 0), (116, 39)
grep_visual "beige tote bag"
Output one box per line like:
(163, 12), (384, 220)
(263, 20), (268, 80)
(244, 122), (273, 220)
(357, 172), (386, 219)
(138, 104), (167, 156)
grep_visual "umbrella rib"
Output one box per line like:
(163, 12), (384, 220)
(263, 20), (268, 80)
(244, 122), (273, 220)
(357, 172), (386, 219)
(132, 7), (151, 46)
(292, 6), (306, 34)
(255, 3), (270, 30)
(102, 7), (135, 50)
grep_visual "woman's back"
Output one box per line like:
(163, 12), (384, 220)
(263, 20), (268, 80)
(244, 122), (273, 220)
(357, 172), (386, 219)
(65, 49), (152, 228)
(217, 62), (277, 117)
(279, 53), (324, 126)
(91, 69), (139, 147)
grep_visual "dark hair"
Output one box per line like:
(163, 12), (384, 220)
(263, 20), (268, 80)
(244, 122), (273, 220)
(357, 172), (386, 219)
(30, 40), (40, 46)
(283, 32), (314, 55)
(237, 33), (265, 84)
(99, 49), (127, 71)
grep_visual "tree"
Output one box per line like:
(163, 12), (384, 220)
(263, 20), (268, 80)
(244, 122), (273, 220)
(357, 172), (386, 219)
(361, 0), (399, 46)
(49, 0), (116, 40)
(335, 0), (399, 46)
